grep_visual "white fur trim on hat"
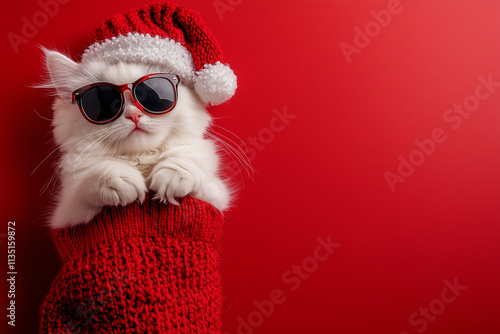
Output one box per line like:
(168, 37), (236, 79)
(81, 32), (196, 86)
(194, 62), (237, 106)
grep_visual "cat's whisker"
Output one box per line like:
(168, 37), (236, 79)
(108, 127), (125, 158)
(74, 130), (116, 161)
(32, 128), (109, 176)
(206, 128), (254, 173)
(108, 134), (119, 158)
(37, 128), (112, 196)
(156, 119), (254, 180)
(211, 123), (252, 152)
(70, 130), (119, 173)
(39, 173), (58, 198)
(34, 109), (51, 121)
(70, 133), (114, 173)
(206, 132), (254, 179)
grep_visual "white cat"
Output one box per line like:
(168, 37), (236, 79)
(42, 49), (231, 229)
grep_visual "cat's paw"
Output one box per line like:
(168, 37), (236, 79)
(195, 178), (230, 211)
(82, 163), (147, 207)
(149, 159), (196, 205)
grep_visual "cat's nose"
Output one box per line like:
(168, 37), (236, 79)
(126, 113), (142, 125)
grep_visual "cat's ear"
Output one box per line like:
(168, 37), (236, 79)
(42, 48), (79, 97)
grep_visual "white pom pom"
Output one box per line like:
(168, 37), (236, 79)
(194, 61), (237, 105)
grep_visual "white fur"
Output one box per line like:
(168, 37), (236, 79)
(43, 49), (231, 229)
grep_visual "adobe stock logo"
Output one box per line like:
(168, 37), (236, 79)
(213, 0), (243, 21)
(340, 0), (405, 63)
(7, 0), (70, 54)
(384, 74), (500, 192)
(227, 106), (297, 176)
(225, 235), (340, 334)
(399, 277), (467, 334)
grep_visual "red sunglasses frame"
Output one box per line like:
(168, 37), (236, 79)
(71, 73), (180, 125)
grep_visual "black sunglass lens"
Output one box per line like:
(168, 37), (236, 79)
(80, 86), (122, 122)
(134, 77), (175, 113)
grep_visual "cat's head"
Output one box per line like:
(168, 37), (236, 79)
(40, 3), (238, 157)
(43, 49), (211, 156)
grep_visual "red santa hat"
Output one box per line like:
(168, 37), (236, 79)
(80, 2), (237, 106)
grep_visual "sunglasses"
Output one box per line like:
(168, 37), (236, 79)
(72, 73), (180, 124)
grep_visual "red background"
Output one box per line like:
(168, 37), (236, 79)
(1, 0), (500, 333)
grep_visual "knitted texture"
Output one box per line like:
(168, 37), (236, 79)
(81, 2), (237, 105)
(39, 195), (223, 333)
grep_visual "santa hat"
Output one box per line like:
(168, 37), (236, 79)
(80, 2), (237, 106)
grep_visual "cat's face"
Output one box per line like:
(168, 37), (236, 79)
(44, 50), (210, 156)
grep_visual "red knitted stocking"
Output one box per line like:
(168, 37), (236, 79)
(39, 195), (223, 333)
